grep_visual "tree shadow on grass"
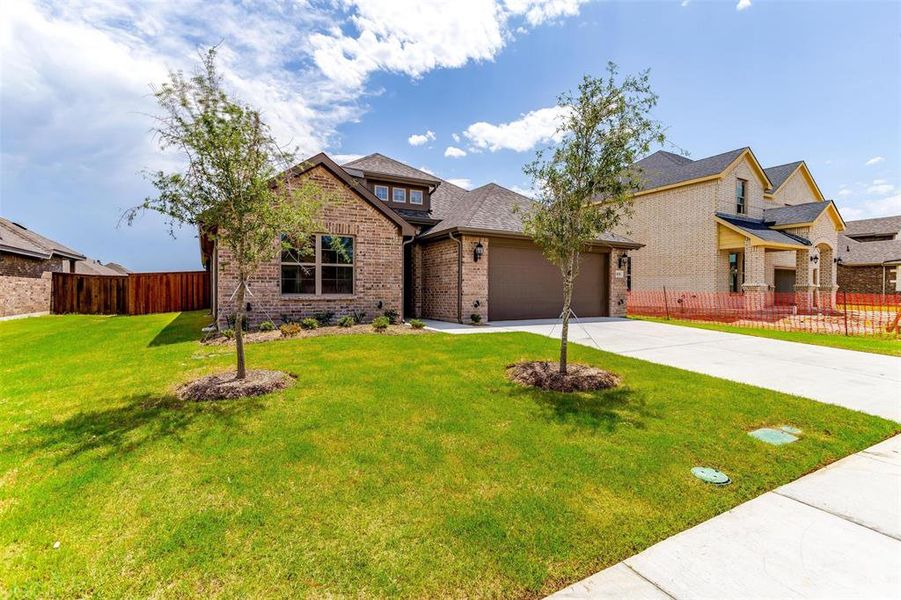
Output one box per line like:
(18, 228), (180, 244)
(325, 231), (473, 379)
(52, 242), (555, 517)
(20, 391), (264, 464)
(148, 311), (212, 347)
(508, 383), (657, 432)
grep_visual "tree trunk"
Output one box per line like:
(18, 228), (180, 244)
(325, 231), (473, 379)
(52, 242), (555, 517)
(234, 278), (247, 380)
(559, 257), (575, 375)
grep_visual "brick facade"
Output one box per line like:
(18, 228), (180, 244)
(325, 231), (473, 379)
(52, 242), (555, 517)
(0, 272), (52, 317)
(418, 237), (458, 321)
(0, 252), (66, 278)
(215, 165), (404, 327)
(838, 264), (899, 294)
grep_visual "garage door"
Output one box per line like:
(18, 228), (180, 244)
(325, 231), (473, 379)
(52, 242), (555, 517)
(488, 239), (609, 321)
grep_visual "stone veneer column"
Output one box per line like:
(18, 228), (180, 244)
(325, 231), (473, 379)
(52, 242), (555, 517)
(609, 250), (630, 317)
(460, 235), (489, 323)
(817, 245), (837, 310)
(741, 240), (768, 311)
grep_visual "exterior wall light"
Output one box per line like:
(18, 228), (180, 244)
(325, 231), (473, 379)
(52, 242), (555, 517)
(473, 241), (484, 262)
(834, 257), (843, 265)
(810, 255), (819, 264)
(618, 254), (629, 268)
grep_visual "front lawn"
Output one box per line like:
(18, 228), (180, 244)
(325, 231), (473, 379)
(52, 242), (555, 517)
(1, 312), (896, 598)
(632, 315), (901, 357)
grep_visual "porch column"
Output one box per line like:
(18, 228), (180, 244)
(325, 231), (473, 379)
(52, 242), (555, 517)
(741, 240), (768, 311)
(793, 248), (816, 311)
(818, 246), (838, 310)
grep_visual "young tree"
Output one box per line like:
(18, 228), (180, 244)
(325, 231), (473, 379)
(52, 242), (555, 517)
(522, 63), (667, 374)
(126, 48), (325, 379)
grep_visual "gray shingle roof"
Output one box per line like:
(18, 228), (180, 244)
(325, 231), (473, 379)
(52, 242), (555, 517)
(842, 215), (901, 237)
(342, 153), (441, 184)
(0, 217), (85, 260)
(74, 259), (131, 276)
(763, 161), (804, 193)
(838, 237), (901, 266)
(633, 147), (752, 192)
(716, 213), (811, 247)
(763, 201), (831, 227)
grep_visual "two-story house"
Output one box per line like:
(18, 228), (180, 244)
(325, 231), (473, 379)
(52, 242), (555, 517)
(205, 153), (641, 327)
(619, 147), (846, 309)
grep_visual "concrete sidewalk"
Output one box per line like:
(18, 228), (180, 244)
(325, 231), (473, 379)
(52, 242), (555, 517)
(424, 318), (901, 422)
(547, 435), (901, 599)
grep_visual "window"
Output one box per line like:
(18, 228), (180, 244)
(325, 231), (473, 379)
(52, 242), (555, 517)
(409, 189), (423, 205)
(736, 179), (747, 214)
(374, 185), (389, 201)
(392, 187), (406, 203)
(728, 251), (744, 293)
(281, 234), (354, 295)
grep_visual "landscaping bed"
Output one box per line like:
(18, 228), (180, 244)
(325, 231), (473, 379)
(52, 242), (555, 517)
(0, 311), (896, 598)
(203, 322), (430, 345)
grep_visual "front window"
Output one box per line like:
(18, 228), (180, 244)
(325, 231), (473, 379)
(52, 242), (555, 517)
(409, 189), (423, 205)
(728, 251), (744, 293)
(736, 179), (747, 214)
(374, 185), (388, 201)
(281, 234), (354, 295)
(392, 187), (406, 203)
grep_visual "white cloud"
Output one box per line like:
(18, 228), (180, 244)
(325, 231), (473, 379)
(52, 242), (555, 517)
(680, 0), (690, 6)
(331, 153), (364, 164)
(509, 185), (537, 198)
(310, 0), (586, 90)
(418, 165), (435, 175)
(839, 193), (901, 220)
(865, 156), (885, 166)
(452, 133), (461, 143)
(408, 130), (436, 146)
(736, 0), (752, 10)
(837, 188), (852, 197)
(464, 105), (569, 152)
(866, 180), (895, 195)
(444, 146), (467, 158)
(446, 178), (472, 189)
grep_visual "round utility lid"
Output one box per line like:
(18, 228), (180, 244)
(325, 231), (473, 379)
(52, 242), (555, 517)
(691, 467), (731, 485)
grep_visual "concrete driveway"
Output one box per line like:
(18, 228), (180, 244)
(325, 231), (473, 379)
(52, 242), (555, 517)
(425, 317), (901, 422)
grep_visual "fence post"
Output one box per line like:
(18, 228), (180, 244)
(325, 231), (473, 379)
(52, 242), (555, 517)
(663, 286), (670, 320)
(842, 290), (849, 337)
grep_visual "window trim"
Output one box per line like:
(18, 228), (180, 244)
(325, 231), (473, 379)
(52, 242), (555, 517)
(280, 234), (355, 297)
(392, 187), (407, 203)
(736, 178), (747, 214)
(374, 185), (389, 201)
(409, 189), (423, 205)
(728, 250), (744, 293)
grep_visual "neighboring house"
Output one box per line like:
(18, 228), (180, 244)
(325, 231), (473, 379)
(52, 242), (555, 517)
(204, 153), (640, 326)
(617, 147), (846, 308)
(75, 259), (131, 276)
(837, 215), (901, 294)
(0, 217), (85, 317)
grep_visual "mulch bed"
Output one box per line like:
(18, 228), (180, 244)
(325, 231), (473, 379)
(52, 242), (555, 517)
(202, 324), (429, 346)
(506, 361), (621, 393)
(176, 370), (295, 401)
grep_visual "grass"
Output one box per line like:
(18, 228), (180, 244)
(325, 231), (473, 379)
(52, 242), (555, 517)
(1, 312), (896, 598)
(632, 315), (901, 357)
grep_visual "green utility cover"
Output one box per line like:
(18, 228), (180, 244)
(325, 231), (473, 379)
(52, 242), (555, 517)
(749, 427), (798, 445)
(780, 425), (802, 435)
(691, 467), (731, 485)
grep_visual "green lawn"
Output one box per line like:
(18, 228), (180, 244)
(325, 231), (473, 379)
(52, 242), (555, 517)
(1, 312), (896, 598)
(632, 316), (901, 357)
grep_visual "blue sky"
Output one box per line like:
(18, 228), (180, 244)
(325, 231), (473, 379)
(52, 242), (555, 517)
(2, 0), (899, 271)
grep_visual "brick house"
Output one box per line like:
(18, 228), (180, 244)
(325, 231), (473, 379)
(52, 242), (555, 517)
(837, 215), (901, 294)
(0, 217), (85, 317)
(205, 153), (640, 327)
(615, 147), (847, 309)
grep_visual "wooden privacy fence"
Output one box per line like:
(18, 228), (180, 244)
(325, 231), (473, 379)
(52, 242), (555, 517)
(51, 271), (209, 315)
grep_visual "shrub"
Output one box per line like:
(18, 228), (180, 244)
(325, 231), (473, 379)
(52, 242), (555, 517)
(383, 309), (400, 324)
(371, 316), (390, 332)
(301, 317), (319, 330)
(470, 313), (482, 324)
(221, 328), (235, 339)
(337, 315), (355, 328)
(258, 320), (275, 332)
(409, 319), (425, 329)
(351, 310), (367, 324)
(279, 322), (301, 337)
(312, 311), (334, 326)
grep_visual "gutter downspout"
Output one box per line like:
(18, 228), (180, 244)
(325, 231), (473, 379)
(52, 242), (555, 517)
(449, 231), (463, 323)
(402, 235), (415, 321)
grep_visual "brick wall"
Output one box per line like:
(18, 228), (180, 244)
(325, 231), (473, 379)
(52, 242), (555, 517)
(216, 165), (404, 327)
(461, 235), (489, 323)
(0, 272), (52, 317)
(716, 156), (766, 219)
(838, 264), (898, 294)
(419, 237), (458, 321)
(0, 253), (64, 278)
(609, 251), (629, 316)
(771, 168), (819, 206)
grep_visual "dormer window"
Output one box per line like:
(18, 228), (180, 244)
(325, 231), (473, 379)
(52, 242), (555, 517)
(409, 189), (423, 205)
(392, 187), (406, 203)
(736, 179), (747, 214)
(374, 185), (389, 201)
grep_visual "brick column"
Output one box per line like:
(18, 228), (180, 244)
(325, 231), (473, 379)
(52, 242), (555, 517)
(461, 236), (488, 323)
(410, 243), (423, 318)
(793, 248), (817, 311)
(742, 240), (768, 310)
(817, 245), (837, 310)
(609, 251), (629, 317)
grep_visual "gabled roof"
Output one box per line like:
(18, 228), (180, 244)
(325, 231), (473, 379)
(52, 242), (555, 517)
(75, 259), (131, 276)
(763, 161), (825, 200)
(715, 213), (811, 249)
(633, 147), (772, 195)
(0, 217), (85, 261)
(842, 215), (901, 238)
(838, 236), (901, 266)
(763, 201), (828, 226)
(287, 153), (414, 236)
(342, 153), (441, 185)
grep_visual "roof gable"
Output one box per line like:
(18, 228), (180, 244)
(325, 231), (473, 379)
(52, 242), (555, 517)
(342, 153), (441, 184)
(764, 161), (824, 201)
(0, 217), (85, 260)
(633, 147), (772, 196)
(764, 201), (844, 231)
